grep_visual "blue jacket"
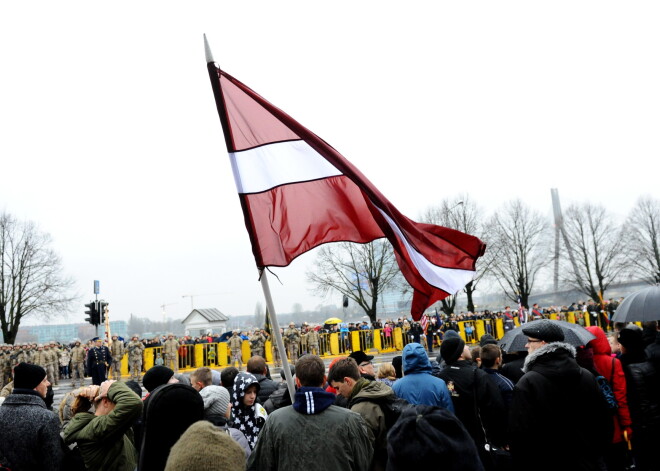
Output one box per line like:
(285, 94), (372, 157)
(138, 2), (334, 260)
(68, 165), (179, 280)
(392, 343), (454, 412)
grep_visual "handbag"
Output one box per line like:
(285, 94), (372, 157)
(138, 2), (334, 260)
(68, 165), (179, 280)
(472, 369), (511, 471)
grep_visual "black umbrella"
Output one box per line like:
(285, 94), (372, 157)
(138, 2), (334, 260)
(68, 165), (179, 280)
(498, 319), (596, 352)
(611, 285), (660, 323)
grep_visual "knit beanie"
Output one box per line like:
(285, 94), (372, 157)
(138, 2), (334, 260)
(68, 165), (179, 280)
(13, 362), (46, 390)
(164, 420), (245, 471)
(443, 330), (461, 340)
(440, 337), (466, 365)
(125, 380), (143, 398)
(143, 366), (174, 393)
(479, 334), (498, 347)
(387, 405), (484, 471)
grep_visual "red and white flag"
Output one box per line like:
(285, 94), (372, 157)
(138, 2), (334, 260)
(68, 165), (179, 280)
(420, 314), (429, 335)
(206, 61), (486, 320)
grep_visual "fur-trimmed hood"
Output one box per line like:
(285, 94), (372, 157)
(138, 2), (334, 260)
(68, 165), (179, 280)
(523, 341), (581, 382)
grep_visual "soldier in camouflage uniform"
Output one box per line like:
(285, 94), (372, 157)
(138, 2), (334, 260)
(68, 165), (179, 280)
(228, 330), (243, 370)
(283, 322), (301, 365)
(127, 334), (145, 382)
(42, 344), (57, 385)
(109, 335), (125, 380)
(70, 340), (86, 387)
(249, 330), (266, 358)
(163, 333), (179, 372)
(49, 341), (62, 384)
(306, 326), (320, 356)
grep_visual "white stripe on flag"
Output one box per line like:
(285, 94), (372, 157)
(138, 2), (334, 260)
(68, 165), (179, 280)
(377, 208), (476, 294)
(229, 140), (342, 194)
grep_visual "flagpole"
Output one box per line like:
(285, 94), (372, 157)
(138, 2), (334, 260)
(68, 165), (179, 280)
(260, 269), (297, 402)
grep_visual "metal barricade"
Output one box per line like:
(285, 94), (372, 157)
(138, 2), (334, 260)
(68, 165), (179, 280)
(178, 344), (196, 370)
(461, 321), (478, 344)
(202, 343), (220, 367)
(319, 333), (332, 356)
(380, 329), (395, 350)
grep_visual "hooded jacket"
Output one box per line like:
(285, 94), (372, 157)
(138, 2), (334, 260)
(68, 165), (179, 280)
(586, 326), (632, 443)
(392, 343), (453, 411)
(348, 379), (395, 471)
(64, 382), (142, 471)
(247, 387), (373, 471)
(509, 342), (612, 471)
(231, 372), (268, 450)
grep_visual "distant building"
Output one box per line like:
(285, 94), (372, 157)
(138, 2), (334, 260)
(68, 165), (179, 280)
(181, 308), (229, 337)
(15, 320), (128, 345)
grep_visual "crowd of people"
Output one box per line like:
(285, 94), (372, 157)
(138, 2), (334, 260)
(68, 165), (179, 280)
(0, 315), (659, 470)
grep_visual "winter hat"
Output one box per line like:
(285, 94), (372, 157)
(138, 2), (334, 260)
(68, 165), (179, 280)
(440, 337), (466, 365)
(164, 420), (245, 471)
(443, 330), (461, 340)
(348, 350), (374, 365)
(522, 320), (564, 343)
(618, 327), (644, 352)
(479, 334), (498, 347)
(13, 362), (46, 390)
(387, 405), (484, 471)
(143, 365), (174, 393)
(125, 380), (143, 398)
(139, 383), (204, 471)
(391, 355), (403, 379)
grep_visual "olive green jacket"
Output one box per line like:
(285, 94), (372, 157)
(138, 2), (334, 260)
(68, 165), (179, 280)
(63, 382), (142, 471)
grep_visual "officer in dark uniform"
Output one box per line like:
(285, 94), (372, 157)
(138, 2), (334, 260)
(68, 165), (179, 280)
(87, 338), (112, 385)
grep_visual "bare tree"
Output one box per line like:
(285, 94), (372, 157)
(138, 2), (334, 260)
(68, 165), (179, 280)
(561, 203), (627, 302)
(306, 240), (400, 323)
(488, 199), (551, 307)
(624, 196), (660, 284)
(0, 212), (76, 344)
(421, 194), (495, 313)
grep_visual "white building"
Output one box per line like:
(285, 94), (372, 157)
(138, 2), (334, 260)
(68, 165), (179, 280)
(181, 308), (229, 337)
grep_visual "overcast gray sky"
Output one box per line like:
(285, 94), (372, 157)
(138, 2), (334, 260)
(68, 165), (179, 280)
(2, 1), (659, 325)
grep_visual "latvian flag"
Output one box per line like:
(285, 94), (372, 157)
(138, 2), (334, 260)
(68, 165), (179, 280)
(206, 59), (486, 320)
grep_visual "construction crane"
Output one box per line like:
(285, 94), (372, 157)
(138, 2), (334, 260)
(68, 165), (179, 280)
(181, 292), (228, 311)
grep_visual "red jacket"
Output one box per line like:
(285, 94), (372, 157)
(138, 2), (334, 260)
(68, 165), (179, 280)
(587, 326), (632, 443)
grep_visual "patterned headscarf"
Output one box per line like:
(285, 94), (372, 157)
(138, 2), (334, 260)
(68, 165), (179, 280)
(230, 372), (267, 450)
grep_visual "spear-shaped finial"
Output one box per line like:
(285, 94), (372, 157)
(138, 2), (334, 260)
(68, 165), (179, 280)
(204, 34), (214, 64)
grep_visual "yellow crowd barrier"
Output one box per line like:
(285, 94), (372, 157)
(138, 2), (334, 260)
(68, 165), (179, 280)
(115, 311), (624, 374)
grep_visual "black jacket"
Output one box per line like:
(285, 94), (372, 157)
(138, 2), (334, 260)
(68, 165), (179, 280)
(509, 342), (612, 471)
(437, 360), (508, 448)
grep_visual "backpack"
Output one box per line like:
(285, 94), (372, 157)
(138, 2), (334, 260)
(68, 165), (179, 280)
(352, 394), (411, 430)
(595, 358), (618, 411)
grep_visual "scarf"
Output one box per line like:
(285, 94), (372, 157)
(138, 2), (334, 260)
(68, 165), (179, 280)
(293, 387), (336, 415)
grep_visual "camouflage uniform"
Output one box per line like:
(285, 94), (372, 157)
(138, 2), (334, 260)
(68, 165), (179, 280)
(249, 331), (266, 358)
(127, 336), (145, 382)
(43, 345), (57, 385)
(306, 328), (320, 356)
(271, 338), (281, 367)
(228, 332), (243, 370)
(283, 323), (301, 365)
(49, 342), (62, 384)
(163, 335), (179, 372)
(110, 336), (125, 380)
(70, 342), (86, 387)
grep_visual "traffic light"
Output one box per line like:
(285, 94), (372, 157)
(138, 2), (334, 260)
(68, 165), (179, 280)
(84, 301), (99, 325)
(99, 301), (109, 324)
